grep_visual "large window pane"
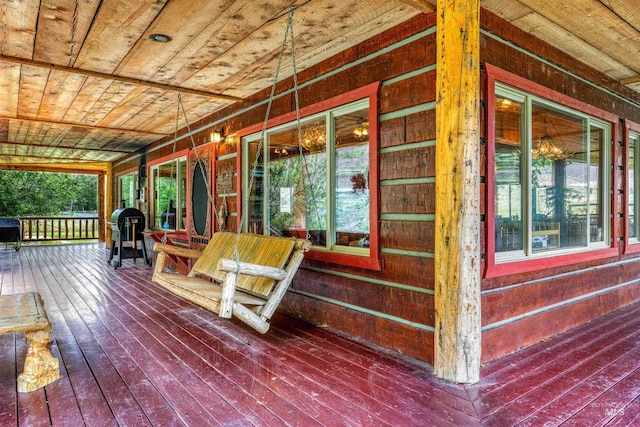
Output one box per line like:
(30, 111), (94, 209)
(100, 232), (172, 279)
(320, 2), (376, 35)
(119, 173), (137, 208)
(300, 120), (328, 246)
(589, 127), (604, 243)
(243, 99), (371, 257)
(151, 158), (186, 230)
(334, 111), (370, 249)
(495, 97), (523, 252)
(531, 104), (585, 252)
(246, 139), (264, 234)
(494, 82), (611, 263)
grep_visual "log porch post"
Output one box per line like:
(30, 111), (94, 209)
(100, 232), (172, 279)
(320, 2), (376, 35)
(434, 0), (481, 383)
(104, 164), (113, 247)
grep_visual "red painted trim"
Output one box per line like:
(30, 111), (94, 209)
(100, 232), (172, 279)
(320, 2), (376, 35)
(610, 116), (620, 255)
(484, 64), (620, 278)
(146, 148), (190, 167)
(486, 248), (619, 278)
(210, 145), (217, 237)
(367, 83), (381, 271)
(234, 82), (382, 270)
(304, 250), (381, 270)
(116, 165), (138, 176)
(237, 82), (382, 138)
(485, 70), (497, 271)
(146, 148), (190, 230)
(484, 65), (619, 123)
(624, 119), (640, 254)
(115, 166), (141, 209)
(186, 145), (214, 239)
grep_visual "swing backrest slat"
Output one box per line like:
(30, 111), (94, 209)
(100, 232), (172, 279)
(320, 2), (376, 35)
(190, 232), (296, 297)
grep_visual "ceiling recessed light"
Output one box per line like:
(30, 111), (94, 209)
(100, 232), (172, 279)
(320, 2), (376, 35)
(149, 34), (171, 43)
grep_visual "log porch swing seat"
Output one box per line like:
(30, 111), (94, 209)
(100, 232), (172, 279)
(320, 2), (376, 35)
(152, 8), (313, 334)
(153, 233), (310, 333)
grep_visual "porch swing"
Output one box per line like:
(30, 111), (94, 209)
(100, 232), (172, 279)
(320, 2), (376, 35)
(152, 7), (312, 334)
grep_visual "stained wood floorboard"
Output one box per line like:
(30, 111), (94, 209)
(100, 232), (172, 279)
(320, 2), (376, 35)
(2, 244), (640, 426)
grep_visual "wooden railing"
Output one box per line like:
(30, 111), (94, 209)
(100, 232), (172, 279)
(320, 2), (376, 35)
(20, 217), (99, 242)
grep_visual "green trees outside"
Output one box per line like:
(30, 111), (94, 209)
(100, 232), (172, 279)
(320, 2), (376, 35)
(0, 171), (98, 217)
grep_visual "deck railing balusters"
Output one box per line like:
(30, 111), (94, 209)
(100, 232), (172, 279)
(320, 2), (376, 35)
(18, 216), (99, 242)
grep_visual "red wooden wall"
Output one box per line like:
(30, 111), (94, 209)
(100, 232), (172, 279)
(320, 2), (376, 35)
(480, 9), (640, 361)
(113, 8), (640, 366)
(115, 14), (440, 363)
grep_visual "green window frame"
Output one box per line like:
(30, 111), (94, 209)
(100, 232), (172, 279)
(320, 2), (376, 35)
(494, 82), (612, 263)
(628, 130), (640, 244)
(242, 99), (375, 260)
(149, 157), (187, 231)
(118, 171), (138, 209)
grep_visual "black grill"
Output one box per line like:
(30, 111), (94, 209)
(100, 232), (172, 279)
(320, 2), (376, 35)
(0, 218), (21, 251)
(107, 208), (150, 268)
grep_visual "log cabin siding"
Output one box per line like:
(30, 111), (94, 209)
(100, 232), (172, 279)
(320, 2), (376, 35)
(112, 8), (640, 366)
(115, 13), (440, 363)
(480, 10), (640, 361)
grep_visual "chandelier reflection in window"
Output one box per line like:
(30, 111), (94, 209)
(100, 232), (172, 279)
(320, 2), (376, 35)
(532, 113), (573, 161)
(301, 121), (326, 151)
(353, 118), (369, 139)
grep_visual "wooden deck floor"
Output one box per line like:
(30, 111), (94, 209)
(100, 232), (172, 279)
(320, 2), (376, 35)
(1, 244), (639, 426)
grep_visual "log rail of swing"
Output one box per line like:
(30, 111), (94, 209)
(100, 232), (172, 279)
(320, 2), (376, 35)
(17, 216), (99, 242)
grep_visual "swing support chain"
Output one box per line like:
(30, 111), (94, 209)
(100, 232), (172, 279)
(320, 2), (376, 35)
(234, 6), (319, 260)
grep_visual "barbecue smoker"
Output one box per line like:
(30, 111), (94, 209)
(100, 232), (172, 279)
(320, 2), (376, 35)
(0, 218), (21, 251)
(108, 207), (151, 269)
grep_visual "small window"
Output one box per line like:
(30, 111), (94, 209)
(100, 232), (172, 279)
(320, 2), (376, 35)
(149, 157), (187, 231)
(494, 83), (611, 263)
(241, 90), (380, 270)
(118, 171), (138, 209)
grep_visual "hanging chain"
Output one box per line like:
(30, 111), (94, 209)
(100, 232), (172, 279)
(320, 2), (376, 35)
(288, 8), (319, 241)
(232, 6), (296, 263)
(161, 96), (181, 243)
(176, 97), (219, 223)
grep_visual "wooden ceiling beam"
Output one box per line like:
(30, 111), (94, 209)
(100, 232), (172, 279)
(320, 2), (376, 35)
(397, 0), (435, 12)
(621, 76), (640, 85)
(0, 54), (242, 102)
(0, 163), (108, 173)
(0, 141), (134, 154)
(0, 152), (105, 163)
(0, 115), (166, 137)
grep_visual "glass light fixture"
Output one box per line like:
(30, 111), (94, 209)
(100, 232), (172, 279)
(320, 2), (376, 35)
(532, 114), (572, 161)
(301, 121), (326, 151)
(210, 127), (225, 143)
(353, 118), (369, 139)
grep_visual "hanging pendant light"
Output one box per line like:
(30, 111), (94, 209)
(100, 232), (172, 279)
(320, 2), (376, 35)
(532, 113), (572, 161)
(353, 118), (369, 139)
(301, 121), (326, 151)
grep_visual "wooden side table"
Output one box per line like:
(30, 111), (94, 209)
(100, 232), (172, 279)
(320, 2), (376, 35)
(0, 292), (60, 392)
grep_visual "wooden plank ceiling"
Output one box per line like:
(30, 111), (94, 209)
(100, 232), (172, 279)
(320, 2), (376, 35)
(1, 0), (640, 168)
(0, 0), (426, 167)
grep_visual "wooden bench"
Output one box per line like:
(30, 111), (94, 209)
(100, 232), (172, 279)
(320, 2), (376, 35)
(0, 292), (60, 392)
(153, 232), (311, 333)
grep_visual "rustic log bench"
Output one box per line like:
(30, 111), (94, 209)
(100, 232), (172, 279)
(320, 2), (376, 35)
(0, 292), (60, 392)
